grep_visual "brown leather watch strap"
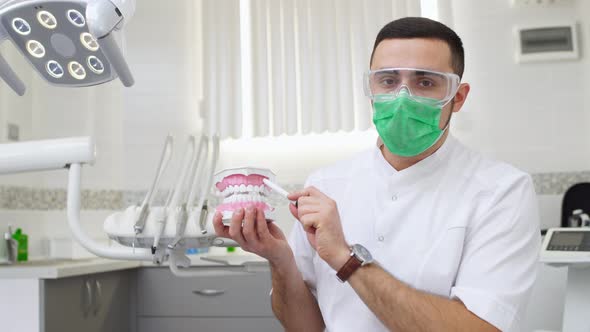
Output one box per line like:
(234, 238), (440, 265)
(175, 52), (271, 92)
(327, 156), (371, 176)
(336, 254), (363, 282)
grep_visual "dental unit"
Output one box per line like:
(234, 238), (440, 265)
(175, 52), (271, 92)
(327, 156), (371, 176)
(0, 0), (135, 95)
(0, 133), (254, 274)
(0, 0), (292, 277)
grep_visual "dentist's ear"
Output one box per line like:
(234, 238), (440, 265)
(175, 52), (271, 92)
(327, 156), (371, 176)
(451, 83), (471, 113)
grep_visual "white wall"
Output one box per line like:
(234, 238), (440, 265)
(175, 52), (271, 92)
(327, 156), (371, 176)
(0, 43), (38, 187)
(120, 1), (203, 191)
(450, 0), (590, 174)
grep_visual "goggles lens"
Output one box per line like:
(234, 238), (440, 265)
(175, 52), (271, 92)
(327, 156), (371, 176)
(365, 68), (460, 105)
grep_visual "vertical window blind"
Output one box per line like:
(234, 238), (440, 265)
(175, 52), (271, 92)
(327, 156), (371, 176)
(202, 0), (420, 138)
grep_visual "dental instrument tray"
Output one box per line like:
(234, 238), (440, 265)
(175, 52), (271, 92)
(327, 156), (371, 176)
(104, 134), (223, 253)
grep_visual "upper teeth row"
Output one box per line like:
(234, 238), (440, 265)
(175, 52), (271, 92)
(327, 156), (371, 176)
(224, 193), (268, 203)
(221, 184), (267, 196)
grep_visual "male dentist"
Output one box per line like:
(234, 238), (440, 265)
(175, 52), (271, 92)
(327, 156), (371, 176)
(213, 17), (540, 332)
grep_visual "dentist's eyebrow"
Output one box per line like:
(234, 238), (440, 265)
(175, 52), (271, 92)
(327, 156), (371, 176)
(415, 71), (444, 79)
(375, 69), (401, 76)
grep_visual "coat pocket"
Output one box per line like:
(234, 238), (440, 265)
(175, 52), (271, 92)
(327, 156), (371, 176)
(414, 227), (466, 297)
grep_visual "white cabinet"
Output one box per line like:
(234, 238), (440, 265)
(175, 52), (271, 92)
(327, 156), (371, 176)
(136, 267), (282, 332)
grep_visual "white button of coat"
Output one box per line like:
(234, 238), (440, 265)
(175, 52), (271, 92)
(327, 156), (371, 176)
(378, 236), (385, 242)
(391, 194), (398, 201)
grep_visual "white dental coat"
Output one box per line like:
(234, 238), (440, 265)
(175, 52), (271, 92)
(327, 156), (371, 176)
(288, 135), (541, 332)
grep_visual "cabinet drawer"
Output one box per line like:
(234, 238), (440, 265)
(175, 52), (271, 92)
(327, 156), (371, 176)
(138, 317), (282, 332)
(43, 270), (133, 332)
(137, 267), (273, 317)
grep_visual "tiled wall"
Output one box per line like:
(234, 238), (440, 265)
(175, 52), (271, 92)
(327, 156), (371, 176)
(0, 172), (586, 211)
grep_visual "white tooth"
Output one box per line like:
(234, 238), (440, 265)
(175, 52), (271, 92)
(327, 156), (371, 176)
(254, 195), (261, 203)
(247, 185), (253, 192)
(239, 184), (246, 192)
(256, 185), (262, 193)
(231, 186), (238, 194)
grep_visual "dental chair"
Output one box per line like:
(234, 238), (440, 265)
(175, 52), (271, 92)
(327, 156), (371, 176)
(561, 182), (590, 228)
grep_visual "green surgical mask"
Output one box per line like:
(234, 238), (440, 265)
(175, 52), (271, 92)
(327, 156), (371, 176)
(372, 93), (446, 157)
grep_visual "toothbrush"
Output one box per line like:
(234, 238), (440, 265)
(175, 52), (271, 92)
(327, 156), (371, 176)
(262, 178), (298, 208)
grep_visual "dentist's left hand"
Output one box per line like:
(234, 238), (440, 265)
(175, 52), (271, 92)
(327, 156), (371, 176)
(213, 205), (292, 264)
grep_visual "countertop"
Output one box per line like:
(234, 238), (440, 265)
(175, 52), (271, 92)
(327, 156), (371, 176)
(0, 258), (141, 279)
(0, 252), (268, 279)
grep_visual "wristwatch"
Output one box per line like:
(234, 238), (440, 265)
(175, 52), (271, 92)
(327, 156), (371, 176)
(336, 244), (373, 282)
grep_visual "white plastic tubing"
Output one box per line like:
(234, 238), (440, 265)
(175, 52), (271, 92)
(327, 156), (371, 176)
(67, 163), (153, 261)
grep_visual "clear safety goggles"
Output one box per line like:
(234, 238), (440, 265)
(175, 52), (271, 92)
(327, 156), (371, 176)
(364, 68), (461, 106)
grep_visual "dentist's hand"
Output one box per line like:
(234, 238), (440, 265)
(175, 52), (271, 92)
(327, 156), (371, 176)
(288, 187), (350, 271)
(213, 205), (292, 265)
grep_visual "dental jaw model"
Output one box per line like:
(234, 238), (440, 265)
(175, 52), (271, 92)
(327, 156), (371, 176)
(214, 168), (277, 225)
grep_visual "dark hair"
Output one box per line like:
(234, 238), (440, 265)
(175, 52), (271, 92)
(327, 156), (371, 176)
(370, 17), (465, 78)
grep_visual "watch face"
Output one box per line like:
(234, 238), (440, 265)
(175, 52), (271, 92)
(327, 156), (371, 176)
(352, 244), (373, 264)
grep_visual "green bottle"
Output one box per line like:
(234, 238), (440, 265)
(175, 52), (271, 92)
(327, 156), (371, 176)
(12, 228), (28, 262)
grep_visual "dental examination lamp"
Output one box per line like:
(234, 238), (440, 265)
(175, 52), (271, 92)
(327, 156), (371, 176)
(0, 0), (135, 96)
